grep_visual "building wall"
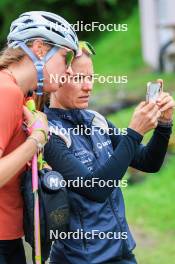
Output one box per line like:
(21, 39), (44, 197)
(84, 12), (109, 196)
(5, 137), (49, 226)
(139, 0), (175, 70)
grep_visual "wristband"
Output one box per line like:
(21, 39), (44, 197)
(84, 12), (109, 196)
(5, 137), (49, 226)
(26, 114), (48, 141)
(33, 128), (48, 142)
(158, 120), (173, 127)
(27, 136), (45, 150)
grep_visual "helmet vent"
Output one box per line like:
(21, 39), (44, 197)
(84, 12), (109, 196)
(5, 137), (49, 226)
(42, 15), (62, 25)
(45, 26), (65, 38)
(24, 19), (33, 23)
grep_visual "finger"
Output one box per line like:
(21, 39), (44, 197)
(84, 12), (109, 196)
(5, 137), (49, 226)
(157, 79), (163, 87)
(137, 101), (147, 110)
(23, 106), (34, 121)
(35, 111), (48, 127)
(157, 96), (172, 107)
(142, 102), (156, 111)
(154, 121), (158, 128)
(147, 106), (160, 121)
(41, 114), (48, 126)
(157, 79), (163, 93)
(159, 98), (175, 110)
(160, 101), (175, 112)
(36, 110), (47, 119)
(150, 105), (160, 118)
(156, 110), (162, 119)
(151, 115), (160, 126)
(36, 111), (47, 121)
(157, 92), (169, 103)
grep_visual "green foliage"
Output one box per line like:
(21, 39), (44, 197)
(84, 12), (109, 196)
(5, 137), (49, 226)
(0, 0), (137, 47)
(94, 8), (142, 73)
(93, 8), (175, 99)
(74, 0), (118, 7)
(75, 0), (94, 5)
(106, 0), (118, 6)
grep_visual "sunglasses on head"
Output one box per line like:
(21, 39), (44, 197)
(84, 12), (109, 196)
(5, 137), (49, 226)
(77, 41), (96, 57)
(62, 41), (96, 68)
(41, 40), (75, 68)
(65, 50), (75, 67)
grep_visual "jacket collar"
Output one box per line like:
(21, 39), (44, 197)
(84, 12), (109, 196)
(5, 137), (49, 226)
(44, 106), (94, 127)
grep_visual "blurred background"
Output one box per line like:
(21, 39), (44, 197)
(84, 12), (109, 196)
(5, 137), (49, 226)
(1, 0), (174, 263)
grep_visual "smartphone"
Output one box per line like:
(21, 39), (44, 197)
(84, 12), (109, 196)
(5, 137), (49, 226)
(146, 80), (163, 103)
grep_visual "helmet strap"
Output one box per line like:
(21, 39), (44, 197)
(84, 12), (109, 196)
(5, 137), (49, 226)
(18, 42), (60, 95)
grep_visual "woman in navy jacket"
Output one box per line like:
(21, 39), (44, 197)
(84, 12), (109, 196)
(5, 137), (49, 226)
(44, 42), (174, 264)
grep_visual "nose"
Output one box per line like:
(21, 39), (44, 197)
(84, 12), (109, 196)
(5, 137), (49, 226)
(82, 79), (93, 92)
(66, 66), (73, 75)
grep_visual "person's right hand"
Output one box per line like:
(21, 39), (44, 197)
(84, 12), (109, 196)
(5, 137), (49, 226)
(23, 106), (48, 145)
(129, 102), (161, 136)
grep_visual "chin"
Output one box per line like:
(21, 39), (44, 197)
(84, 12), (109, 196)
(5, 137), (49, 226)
(44, 84), (59, 93)
(77, 103), (89, 109)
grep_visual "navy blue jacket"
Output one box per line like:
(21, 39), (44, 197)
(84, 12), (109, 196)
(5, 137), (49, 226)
(44, 107), (172, 264)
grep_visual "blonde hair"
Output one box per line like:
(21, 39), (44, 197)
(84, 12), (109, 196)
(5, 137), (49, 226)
(0, 41), (51, 70)
(34, 93), (50, 111)
(0, 41), (53, 111)
(0, 47), (26, 70)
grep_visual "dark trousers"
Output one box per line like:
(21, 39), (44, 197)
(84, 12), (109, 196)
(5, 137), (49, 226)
(0, 238), (26, 264)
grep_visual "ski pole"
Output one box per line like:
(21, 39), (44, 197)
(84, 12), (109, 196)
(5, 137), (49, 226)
(26, 97), (42, 264)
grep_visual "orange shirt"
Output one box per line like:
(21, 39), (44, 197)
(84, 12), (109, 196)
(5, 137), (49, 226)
(0, 71), (26, 240)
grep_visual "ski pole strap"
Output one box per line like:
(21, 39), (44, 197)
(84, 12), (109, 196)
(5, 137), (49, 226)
(25, 97), (49, 170)
(37, 152), (48, 171)
(25, 97), (48, 143)
(35, 255), (42, 262)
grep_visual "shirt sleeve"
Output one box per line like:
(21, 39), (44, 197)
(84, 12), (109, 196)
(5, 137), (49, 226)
(107, 120), (172, 173)
(0, 86), (19, 152)
(130, 125), (172, 172)
(44, 128), (142, 203)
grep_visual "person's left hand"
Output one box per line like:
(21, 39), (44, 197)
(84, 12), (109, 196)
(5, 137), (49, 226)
(156, 92), (175, 122)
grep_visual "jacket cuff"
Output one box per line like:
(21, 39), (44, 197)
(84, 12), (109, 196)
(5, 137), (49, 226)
(158, 121), (173, 128)
(127, 128), (143, 143)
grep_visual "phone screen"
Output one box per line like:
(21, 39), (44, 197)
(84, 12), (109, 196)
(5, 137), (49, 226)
(146, 82), (162, 102)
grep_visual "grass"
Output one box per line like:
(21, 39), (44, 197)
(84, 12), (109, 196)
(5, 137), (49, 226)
(107, 108), (175, 264)
(126, 155), (175, 264)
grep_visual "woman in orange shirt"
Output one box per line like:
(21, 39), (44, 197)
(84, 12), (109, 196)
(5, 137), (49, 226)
(0, 11), (78, 264)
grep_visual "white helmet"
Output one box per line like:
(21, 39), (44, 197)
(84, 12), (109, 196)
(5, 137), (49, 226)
(7, 11), (79, 95)
(8, 11), (78, 52)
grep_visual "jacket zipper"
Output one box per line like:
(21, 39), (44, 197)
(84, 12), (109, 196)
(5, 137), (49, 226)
(108, 196), (127, 254)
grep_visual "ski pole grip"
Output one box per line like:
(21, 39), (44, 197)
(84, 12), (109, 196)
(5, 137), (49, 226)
(26, 97), (36, 112)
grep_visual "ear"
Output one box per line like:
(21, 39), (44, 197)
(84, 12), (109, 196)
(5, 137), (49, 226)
(31, 39), (49, 59)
